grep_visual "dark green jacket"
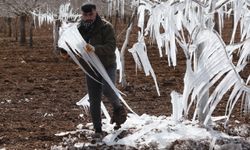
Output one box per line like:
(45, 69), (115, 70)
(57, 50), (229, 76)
(78, 15), (116, 70)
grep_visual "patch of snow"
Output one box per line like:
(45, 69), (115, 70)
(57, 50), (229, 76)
(215, 143), (243, 150)
(24, 98), (30, 102)
(211, 116), (227, 122)
(230, 124), (250, 137)
(75, 113), (247, 149)
(51, 145), (67, 150)
(21, 60), (26, 64)
(76, 124), (83, 130)
(53, 113), (249, 149)
(74, 143), (84, 148)
(6, 99), (11, 103)
(235, 120), (240, 124)
(43, 113), (53, 117)
(55, 129), (94, 137)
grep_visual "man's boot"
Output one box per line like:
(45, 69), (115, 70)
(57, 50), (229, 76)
(111, 106), (127, 130)
(91, 131), (108, 144)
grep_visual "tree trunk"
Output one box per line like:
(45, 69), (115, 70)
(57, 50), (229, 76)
(19, 14), (26, 46)
(5, 17), (12, 37)
(123, 15), (128, 24)
(53, 19), (61, 55)
(29, 16), (34, 48)
(120, 8), (136, 87)
(114, 10), (119, 32)
(109, 16), (112, 23)
(120, 23), (133, 87)
(198, 90), (210, 125)
(196, 44), (212, 127)
(214, 12), (219, 33)
(3, 18), (7, 35)
(15, 17), (18, 41)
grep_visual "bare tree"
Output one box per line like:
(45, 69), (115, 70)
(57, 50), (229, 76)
(0, 0), (43, 46)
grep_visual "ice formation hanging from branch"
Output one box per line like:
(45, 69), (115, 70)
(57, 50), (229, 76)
(128, 0), (250, 65)
(31, 3), (80, 27)
(128, 33), (160, 96)
(107, 0), (126, 17)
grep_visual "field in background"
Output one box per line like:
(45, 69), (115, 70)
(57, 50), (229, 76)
(0, 16), (249, 149)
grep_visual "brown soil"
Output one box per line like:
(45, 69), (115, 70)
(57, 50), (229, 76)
(0, 19), (249, 149)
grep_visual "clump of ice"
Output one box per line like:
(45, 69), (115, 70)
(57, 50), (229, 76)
(54, 113), (249, 149)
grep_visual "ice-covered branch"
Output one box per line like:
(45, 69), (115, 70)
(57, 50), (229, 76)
(120, 7), (137, 87)
(183, 28), (250, 125)
(128, 33), (160, 96)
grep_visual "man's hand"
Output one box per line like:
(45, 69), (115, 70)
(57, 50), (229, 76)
(84, 44), (95, 53)
(59, 48), (70, 60)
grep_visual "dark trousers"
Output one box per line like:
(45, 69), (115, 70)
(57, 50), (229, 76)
(86, 63), (122, 132)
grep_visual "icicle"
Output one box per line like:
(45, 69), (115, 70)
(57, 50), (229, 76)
(76, 94), (111, 121)
(230, 1), (244, 44)
(209, 137), (217, 150)
(115, 48), (123, 83)
(76, 94), (90, 114)
(128, 34), (160, 96)
(171, 91), (184, 122)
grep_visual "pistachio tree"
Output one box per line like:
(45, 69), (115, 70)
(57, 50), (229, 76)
(110, 0), (250, 126)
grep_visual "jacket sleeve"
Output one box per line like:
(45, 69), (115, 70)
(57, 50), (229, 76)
(94, 23), (116, 55)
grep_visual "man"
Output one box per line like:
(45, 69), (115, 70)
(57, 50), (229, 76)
(77, 3), (127, 137)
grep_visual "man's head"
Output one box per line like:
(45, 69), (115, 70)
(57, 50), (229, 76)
(81, 2), (97, 24)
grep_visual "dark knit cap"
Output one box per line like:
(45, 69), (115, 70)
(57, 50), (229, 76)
(81, 2), (96, 13)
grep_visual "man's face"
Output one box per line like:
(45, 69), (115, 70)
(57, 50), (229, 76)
(81, 9), (97, 23)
